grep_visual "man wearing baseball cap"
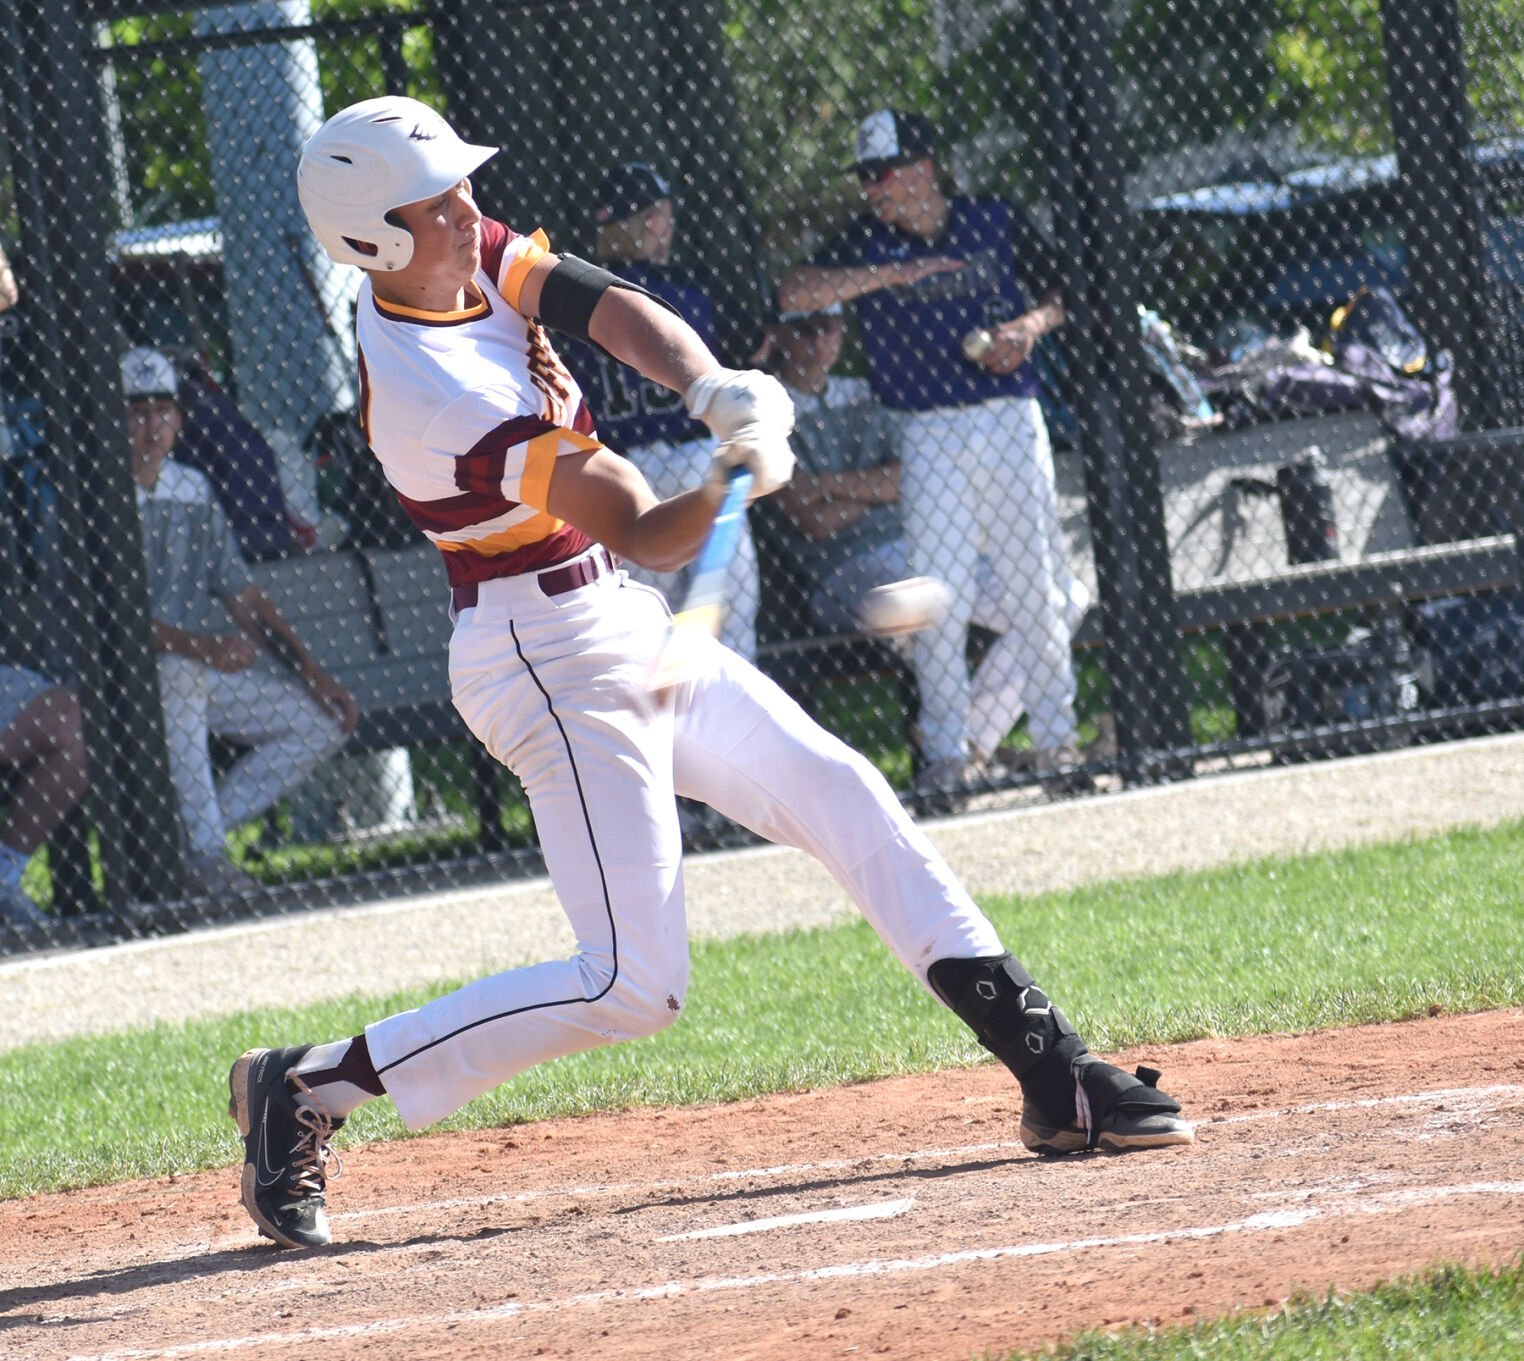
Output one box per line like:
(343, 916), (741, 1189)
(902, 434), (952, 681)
(848, 106), (939, 179)
(558, 160), (761, 663)
(754, 297), (912, 638)
(779, 109), (1091, 802)
(120, 346), (357, 899)
(592, 162), (672, 232)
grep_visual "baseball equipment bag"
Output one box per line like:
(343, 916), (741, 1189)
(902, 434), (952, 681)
(1261, 621), (1421, 740)
(1410, 591), (1524, 706)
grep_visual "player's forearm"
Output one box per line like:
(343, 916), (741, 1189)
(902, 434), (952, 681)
(825, 465), (899, 505)
(231, 591), (320, 681)
(621, 483), (730, 572)
(786, 498), (871, 542)
(1029, 290), (1065, 332)
(586, 288), (718, 401)
(780, 257), (957, 314)
(546, 447), (725, 574)
(793, 465), (899, 508)
(152, 620), (209, 660)
(258, 620), (322, 681)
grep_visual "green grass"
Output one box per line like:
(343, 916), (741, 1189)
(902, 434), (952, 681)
(1005, 1260), (1524, 1360)
(2, 818), (1522, 1200)
(240, 743), (540, 882)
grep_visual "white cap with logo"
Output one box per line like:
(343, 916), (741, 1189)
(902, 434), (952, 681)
(120, 346), (179, 401)
(851, 108), (938, 173)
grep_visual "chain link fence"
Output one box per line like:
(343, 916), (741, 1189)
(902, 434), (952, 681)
(2, 0), (1523, 954)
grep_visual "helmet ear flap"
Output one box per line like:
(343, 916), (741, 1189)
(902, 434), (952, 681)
(355, 221), (416, 272)
(296, 95), (494, 271)
(309, 217), (414, 272)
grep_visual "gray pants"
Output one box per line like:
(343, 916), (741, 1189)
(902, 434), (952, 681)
(155, 656), (346, 856)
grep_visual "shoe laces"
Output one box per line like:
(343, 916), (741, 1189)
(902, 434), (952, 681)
(286, 1076), (343, 1197)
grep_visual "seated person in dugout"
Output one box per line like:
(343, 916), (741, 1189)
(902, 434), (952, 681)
(0, 666), (89, 928)
(754, 299), (911, 635)
(120, 346), (359, 898)
(223, 96), (1191, 1253)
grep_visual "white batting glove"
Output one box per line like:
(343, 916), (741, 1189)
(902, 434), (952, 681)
(685, 368), (797, 498)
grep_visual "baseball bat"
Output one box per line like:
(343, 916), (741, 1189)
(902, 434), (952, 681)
(647, 465), (753, 691)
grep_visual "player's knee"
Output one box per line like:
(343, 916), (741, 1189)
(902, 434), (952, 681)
(617, 981), (685, 1040)
(810, 737), (894, 805)
(157, 654), (211, 704)
(579, 953), (689, 1041)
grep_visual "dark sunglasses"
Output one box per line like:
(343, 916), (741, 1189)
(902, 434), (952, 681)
(856, 157), (917, 187)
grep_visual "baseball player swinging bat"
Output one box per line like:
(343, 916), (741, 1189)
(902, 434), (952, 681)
(647, 465), (754, 690)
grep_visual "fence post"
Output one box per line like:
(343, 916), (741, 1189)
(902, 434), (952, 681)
(1030, 0), (1192, 779)
(1379, 0), (1497, 431)
(194, 1), (354, 443)
(1, 0), (186, 910)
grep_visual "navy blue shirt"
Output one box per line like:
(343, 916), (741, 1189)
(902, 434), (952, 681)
(813, 197), (1060, 412)
(559, 261), (720, 450)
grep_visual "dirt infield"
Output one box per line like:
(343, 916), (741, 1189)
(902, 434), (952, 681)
(3, 1008), (1521, 1361)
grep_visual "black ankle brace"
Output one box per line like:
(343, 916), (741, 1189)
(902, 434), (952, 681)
(926, 954), (1087, 1081)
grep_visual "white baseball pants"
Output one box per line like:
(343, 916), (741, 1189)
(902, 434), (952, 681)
(900, 395), (1087, 761)
(366, 556), (1005, 1129)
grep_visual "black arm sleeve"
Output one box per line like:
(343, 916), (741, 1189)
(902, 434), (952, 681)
(537, 255), (680, 348)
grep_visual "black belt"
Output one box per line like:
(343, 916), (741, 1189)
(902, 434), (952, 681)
(451, 547), (616, 612)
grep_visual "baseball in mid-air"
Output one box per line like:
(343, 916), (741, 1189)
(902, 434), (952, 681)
(858, 576), (952, 637)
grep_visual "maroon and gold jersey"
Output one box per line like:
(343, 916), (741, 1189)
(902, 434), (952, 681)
(355, 218), (600, 587)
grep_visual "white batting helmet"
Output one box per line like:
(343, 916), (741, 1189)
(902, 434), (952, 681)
(297, 96), (498, 271)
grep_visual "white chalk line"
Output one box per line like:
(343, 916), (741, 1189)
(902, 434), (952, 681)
(657, 1196), (916, 1241)
(60, 1179), (1524, 1360)
(334, 1083), (1524, 1225)
(1198, 1082), (1524, 1128)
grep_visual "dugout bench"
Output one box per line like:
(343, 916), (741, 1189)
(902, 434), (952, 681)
(17, 408), (1518, 930)
(1061, 411), (1524, 740)
(239, 544), (512, 851)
